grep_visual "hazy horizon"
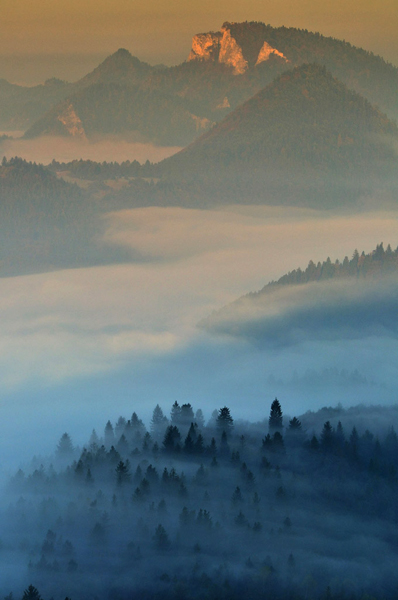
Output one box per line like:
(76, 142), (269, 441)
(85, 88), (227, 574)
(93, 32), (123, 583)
(1, 0), (398, 85)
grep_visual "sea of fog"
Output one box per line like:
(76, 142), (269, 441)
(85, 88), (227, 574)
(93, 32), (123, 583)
(1, 205), (398, 472)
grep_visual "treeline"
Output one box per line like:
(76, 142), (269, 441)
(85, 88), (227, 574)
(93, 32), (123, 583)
(0, 156), (81, 201)
(4, 399), (398, 600)
(47, 158), (158, 181)
(262, 242), (398, 290)
(0, 157), (137, 277)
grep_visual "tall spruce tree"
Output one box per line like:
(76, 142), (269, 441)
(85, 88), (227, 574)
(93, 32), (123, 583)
(269, 399), (283, 432)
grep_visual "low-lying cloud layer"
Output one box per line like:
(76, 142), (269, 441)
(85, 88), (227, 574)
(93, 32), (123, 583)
(203, 275), (398, 346)
(1, 205), (398, 391)
(1, 205), (398, 462)
(0, 135), (181, 165)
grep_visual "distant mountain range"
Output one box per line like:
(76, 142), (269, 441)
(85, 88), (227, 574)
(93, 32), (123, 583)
(3, 60), (398, 216)
(1, 21), (398, 144)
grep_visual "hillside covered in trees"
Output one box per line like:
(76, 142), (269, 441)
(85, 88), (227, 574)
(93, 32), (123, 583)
(259, 242), (398, 290)
(160, 64), (398, 207)
(0, 157), (134, 276)
(201, 242), (398, 345)
(3, 399), (398, 599)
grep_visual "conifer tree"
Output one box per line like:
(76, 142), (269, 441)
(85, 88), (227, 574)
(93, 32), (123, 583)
(22, 586), (42, 600)
(216, 406), (234, 434)
(269, 399), (283, 432)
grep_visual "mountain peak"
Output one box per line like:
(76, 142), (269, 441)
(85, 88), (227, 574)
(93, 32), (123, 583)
(76, 48), (152, 87)
(188, 21), (288, 74)
(113, 48), (133, 57)
(161, 63), (398, 206)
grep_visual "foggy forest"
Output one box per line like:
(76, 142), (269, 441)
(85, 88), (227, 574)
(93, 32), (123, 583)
(4, 399), (398, 600)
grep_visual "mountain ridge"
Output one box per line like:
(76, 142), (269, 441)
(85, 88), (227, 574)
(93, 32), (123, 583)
(15, 21), (398, 144)
(157, 63), (398, 206)
(200, 242), (398, 345)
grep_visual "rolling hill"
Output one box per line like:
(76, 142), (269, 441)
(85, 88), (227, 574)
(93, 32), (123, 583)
(0, 157), (133, 276)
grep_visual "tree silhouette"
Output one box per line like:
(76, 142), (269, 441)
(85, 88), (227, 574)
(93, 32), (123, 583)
(153, 524), (170, 550)
(56, 433), (74, 457)
(22, 586), (42, 600)
(115, 460), (131, 485)
(216, 406), (234, 434)
(269, 399), (283, 431)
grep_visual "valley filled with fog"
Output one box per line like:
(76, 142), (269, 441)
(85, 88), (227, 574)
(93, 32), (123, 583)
(1, 205), (398, 470)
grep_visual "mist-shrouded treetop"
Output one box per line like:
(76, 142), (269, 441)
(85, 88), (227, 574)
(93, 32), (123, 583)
(269, 398), (283, 432)
(56, 432), (74, 457)
(216, 406), (234, 434)
(22, 585), (42, 600)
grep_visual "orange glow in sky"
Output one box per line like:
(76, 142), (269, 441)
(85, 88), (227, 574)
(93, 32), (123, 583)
(1, 0), (397, 83)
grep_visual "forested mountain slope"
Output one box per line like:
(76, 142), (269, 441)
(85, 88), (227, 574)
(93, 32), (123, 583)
(202, 242), (398, 344)
(0, 158), (132, 276)
(159, 64), (398, 206)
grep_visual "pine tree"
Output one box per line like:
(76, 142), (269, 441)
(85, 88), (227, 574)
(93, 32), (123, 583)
(153, 524), (170, 550)
(180, 403), (195, 426)
(320, 421), (334, 451)
(216, 406), (234, 434)
(170, 401), (181, 424)
(56, 433), (74, 457)
(162, 425), (181, 453)
(22, 586), (42, 600)
(104, 420), (115, 447)
(115, 460), (131, 485)
(150, 404), (168, 437)
(289, 416), (302, 430)
(269, 399), (283, 432)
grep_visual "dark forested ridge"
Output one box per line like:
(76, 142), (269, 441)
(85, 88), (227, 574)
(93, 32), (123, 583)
(0, 157), (133, 276)
(3, 21), (398, 144)
(47, 157), (159, 181)
(4, 399), (398, 600)
(0, 156), (81, 202)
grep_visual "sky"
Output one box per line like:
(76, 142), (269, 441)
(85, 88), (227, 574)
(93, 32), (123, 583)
(1, 0), (398, 84)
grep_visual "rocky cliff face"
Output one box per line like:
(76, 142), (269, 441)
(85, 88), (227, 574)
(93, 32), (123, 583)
(256, 41), (288, 65)
(57, 103), (87, 139)
(218, 27), (248, 75)
(188, 23), (288, 74)
(187, 32), (222, 62)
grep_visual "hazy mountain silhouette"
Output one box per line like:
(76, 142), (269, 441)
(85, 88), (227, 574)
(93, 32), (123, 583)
(201, 242), (398, 345)
(6, 21), (397, 144)
(157, 64), (398, 206)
